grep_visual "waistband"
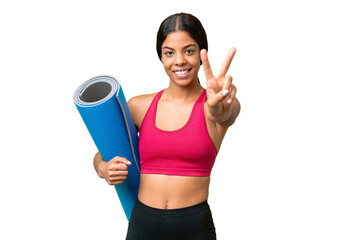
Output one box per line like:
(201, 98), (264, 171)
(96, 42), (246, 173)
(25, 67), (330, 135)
(134, 199), (210, 216)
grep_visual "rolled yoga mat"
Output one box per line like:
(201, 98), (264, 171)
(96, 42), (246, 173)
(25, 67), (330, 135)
(73, 75), (140, 221)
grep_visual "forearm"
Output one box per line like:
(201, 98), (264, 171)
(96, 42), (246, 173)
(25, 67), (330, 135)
(93, 152), (105, 178)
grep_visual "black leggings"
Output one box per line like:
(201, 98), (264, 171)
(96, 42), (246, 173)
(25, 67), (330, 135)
(126, 200), (216, 240)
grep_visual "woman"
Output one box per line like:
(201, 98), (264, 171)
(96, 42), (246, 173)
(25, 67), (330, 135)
(93, 13), (240, 239)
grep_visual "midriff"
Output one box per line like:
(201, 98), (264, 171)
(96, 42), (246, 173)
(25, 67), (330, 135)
(138, 174), (210, 209)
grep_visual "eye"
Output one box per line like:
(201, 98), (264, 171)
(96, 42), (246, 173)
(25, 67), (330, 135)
(185, 49), (195, 55)
(164, 51), (174, 56)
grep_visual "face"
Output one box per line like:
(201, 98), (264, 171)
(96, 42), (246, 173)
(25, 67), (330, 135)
(161, 31), (201, 87)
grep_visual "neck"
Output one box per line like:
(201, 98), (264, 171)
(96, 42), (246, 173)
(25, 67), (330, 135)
(165, 79), (204, 101)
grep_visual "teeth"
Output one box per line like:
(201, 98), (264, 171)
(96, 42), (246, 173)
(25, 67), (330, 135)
(174, 70), (189, 74)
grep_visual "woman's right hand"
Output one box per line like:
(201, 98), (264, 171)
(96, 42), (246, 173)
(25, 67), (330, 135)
(94, 153), (132, 185)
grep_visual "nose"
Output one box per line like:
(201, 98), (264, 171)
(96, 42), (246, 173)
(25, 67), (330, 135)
(175, 52), (186, 66)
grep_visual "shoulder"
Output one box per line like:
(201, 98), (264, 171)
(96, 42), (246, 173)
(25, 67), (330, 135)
(128, 92), (158, 129)
(128, 92), (158, 107)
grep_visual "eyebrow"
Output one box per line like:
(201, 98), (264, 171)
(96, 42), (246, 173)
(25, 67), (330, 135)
(162, 44), (197, 51)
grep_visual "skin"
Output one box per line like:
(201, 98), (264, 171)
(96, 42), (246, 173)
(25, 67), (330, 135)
(93, 30), (240, 209)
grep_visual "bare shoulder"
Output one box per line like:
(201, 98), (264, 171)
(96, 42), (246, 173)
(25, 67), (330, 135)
(128, 92), (158, 129)
(128, 92), (157, 110)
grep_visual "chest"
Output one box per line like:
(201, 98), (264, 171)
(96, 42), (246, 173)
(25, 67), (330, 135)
(155, 100), (196, 131)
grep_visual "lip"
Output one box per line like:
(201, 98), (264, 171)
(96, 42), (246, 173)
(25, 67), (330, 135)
(173, 68), (192, 79)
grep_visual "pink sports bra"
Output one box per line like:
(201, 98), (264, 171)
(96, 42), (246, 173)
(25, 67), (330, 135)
(138, 89), (218, 177)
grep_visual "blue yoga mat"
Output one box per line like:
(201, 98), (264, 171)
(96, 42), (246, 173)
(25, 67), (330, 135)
(73, 75), (140, 221)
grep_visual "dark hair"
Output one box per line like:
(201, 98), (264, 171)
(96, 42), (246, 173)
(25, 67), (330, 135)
(156, 13), (208, 62)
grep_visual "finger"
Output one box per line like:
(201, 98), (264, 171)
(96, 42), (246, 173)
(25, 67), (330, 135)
(200, 49), (214, 79)
(109, 163), (128, 171)
(222, 75), (233, 92)
(219, 75), (232, 99)
(107, 179), (125, 185)
(113, 156), (131, 165)
(210, 88), (231, 106)
(108, 177), (127, 185)
(213, 76), (234, 105)
(226, 84), (237, 104)
(109, 169), (128, 177)
(219, 47), (236, 77)
(109, 174), (127, 181)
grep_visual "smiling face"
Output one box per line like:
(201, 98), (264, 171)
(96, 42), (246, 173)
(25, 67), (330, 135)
(161, 30), (201, 87)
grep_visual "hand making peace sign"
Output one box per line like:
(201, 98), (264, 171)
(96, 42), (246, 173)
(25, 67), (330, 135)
(200, 47), (237, 123)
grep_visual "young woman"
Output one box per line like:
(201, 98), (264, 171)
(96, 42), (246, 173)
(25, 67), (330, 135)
(93, 13), (240, 239)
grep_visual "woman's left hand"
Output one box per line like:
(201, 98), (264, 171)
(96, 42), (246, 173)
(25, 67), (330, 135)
(200, 47), (238, 123)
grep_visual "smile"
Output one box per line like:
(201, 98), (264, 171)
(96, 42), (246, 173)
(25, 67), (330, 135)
(174, 69), (190, 74)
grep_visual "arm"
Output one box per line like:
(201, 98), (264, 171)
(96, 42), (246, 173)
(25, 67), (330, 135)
(201, 47), (241, 129)
(93, 94), (154, 185)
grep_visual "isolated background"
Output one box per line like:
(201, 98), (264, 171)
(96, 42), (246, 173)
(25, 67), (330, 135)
(1, 0), (359, 239)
